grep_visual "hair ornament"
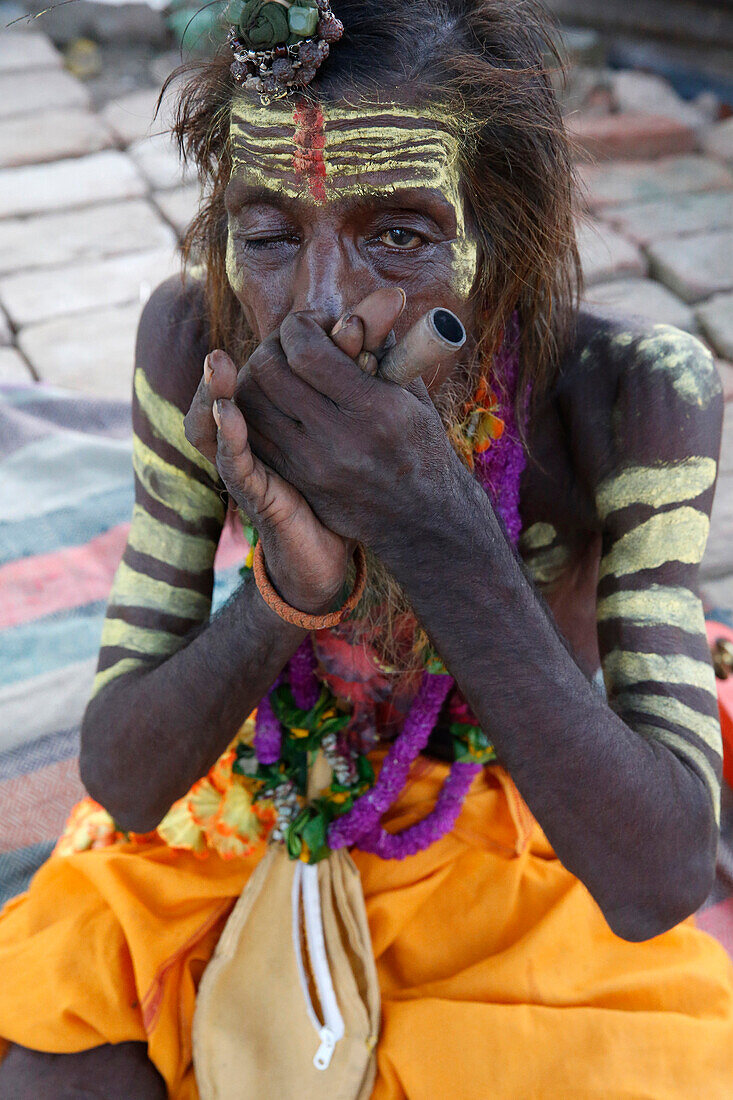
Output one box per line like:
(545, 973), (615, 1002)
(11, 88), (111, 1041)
(227, 0), (343, 103)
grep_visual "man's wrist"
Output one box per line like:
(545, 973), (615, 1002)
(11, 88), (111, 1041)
(374, 460), (495, 583)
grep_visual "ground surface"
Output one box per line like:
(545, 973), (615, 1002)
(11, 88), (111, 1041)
(0, 24), (732, 606)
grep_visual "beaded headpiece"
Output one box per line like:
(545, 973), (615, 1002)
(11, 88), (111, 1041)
(227, 0), (343, 103)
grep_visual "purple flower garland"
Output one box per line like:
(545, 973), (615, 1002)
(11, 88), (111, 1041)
(254, 323), (526, 859)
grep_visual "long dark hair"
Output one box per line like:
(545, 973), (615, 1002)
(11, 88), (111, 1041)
(167, 0), (581, 411)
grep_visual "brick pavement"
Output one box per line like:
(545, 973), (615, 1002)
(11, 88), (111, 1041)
(0, 27), (731, 604)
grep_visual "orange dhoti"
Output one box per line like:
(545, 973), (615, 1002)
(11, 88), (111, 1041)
(1, 759), (732, 1098)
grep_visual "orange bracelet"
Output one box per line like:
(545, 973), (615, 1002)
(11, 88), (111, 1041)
(253, 540), (368, 630)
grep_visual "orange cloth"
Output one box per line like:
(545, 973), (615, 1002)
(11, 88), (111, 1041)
(1, 759), (733, 1098)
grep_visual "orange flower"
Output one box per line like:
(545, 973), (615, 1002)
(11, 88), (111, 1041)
(157, 799), (209, 857)
(54, 797), (121, 856)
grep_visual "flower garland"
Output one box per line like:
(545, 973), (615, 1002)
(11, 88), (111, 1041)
(244, 322), (525, 863)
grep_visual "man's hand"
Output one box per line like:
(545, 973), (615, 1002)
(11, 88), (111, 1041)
(183, 288), (412, 612)
(231, 302), (461, 559)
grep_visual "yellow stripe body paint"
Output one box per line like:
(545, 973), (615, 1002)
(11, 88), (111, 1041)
(629, 325), (720, 408)
(106, 560), (211, 622)
(100, 618), (185, 659)
(92, 657), (147, 698)
(134, 368), (219, 482)
(599, 507), (709, 580)
(636, 724), (721, 823)
(228, 99), (478, 300)
(595, 458), (716, 521)
(597, 586), (706, 634)
(127, 504), (217, 575)
(133, 436), (226, 525)
(617, 692), (722, 754)
(602, 649), (718, 700)
(519, 522), (557, 551)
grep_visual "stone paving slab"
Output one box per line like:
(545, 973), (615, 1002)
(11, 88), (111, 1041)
(647, 230), (733, 304)
(0, 150), (147, 220)
(569, 112), (697, 162)
(578, 155), (733, 210)
(0, 32), (62, 73)
(101, 86), (175, 146)
(697, 292), (733, 361)
(610, 71), (708, 130)
(0, 304), (10, 345)
(18, 302), (142, 400)
(128, 132), (197, 192)
(0, 69), (90, 122)
(0, 200), (176, 277)
(577, 218), (646, 285)
(600, 191), (733, 247)
(0, 247), (179, 327)
(0, 108), (114, 169)
(583, 277), (696, 331)
(702, 118), (733, 165)
(0, 346), (34, 383)
(153, 186), (200, 238)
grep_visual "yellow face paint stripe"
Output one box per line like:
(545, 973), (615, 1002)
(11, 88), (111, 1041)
(617, 691), (722, 755)
(597, 586), (705, 634)
(108, 560), (211, 621)
(636, 724), (720, 823)
(602, 649), (718, 699)
(599, 507), (709, 580)
(596, 458), (716, 521)
(99, 617), (186, 659)
(127, 505), (217, 575)
(91, 657), (146, 699)
(134, 370), (219, 482)
(520, 522), (557, 551)
(133, 437), (226, 526)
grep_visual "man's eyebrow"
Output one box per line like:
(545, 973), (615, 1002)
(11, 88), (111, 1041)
(226, 179), (456, 224)
(225, 180), (296, 212)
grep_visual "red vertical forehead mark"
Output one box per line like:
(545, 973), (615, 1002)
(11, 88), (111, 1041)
(292, 102), (327, 203)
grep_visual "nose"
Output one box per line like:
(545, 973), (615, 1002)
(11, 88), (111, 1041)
(290, 227), (365, 330)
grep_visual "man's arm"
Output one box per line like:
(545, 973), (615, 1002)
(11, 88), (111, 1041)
(80, 279), (306, 833)
(379, 322), (724, 941)
(235, 311), (723, 940)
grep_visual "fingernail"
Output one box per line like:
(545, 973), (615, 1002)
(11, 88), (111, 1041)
(212, 399), (222, 428)
(203, 354), (213, 385)
(396, 288), (407, 316)
(331, 313), (354, 337)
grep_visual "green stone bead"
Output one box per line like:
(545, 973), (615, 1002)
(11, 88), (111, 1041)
(288, 4), (319, 36)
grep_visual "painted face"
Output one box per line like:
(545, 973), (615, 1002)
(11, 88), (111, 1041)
(225, 97), (480, 370)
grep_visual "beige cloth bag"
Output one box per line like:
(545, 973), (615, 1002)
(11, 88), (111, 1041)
(193, 841), (381, 1099)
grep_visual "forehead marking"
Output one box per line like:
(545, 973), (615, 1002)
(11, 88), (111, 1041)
(292, 102), (327, 203)
(229, 101), (462, 202)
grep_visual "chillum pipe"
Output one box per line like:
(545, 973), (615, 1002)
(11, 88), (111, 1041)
(375, 308), (467, 385)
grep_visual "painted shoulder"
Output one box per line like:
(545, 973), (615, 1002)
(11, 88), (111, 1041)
(555, 308), (723, 487)
(135, 272), (210, 413)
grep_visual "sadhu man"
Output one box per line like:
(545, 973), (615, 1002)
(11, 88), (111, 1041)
(2, 0), (733, 1096)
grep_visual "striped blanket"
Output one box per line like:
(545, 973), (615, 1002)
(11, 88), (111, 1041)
(0, 382), (244, 905)
(1, 381), (732, 959)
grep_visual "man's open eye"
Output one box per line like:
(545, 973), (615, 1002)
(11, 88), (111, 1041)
(379, 228), (424, 250)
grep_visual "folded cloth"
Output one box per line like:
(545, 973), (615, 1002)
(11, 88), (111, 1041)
(1, 756), (733, 1099)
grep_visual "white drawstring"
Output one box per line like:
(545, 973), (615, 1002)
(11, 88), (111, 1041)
(291, 861), (345, 1070)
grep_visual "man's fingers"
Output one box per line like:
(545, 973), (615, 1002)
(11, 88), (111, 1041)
(183, 349), (238, 463)
(280, 313), (375, 407)
(351, 286), (405, 353)
(213, 397), (269, 514)
(330, 314), (365, 359)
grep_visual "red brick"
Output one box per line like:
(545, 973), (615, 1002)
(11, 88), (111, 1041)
(568, 112), (697, 163)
